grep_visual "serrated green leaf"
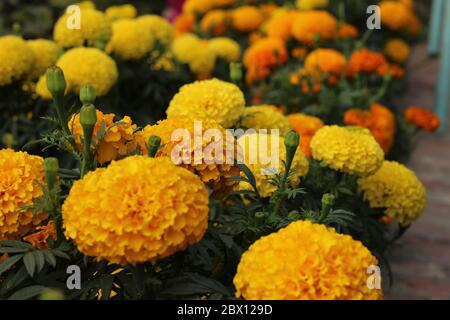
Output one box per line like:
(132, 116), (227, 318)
(42, 250), (56, 267)
(32, 251), (45, 273)
(23, 252), (36, 277)
(0, 247), (29, 254)
(0, 254), (23, 276)
(8, 285), (46, 300)
(51, 249), (70, 260)
(0, 240), (33, 249)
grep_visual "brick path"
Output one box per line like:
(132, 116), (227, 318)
(385, 44), (450, 299)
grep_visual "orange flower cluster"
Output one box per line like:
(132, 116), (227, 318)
(243, 37), (288, 85)
(347, 48), (404, 79)
(404, 106), (440, 132)
(174, 13), (196, 35)
(304, 48), (346, 76)
(288, 113), (324, 157)
(344, 103), (396, 153)
(265, 10), (296, 40)
(23, 222), (57, 249)
(292, 10), (337, 45)
(200, 10), (230, 35)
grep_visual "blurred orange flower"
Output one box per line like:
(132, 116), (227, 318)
(404, 106), (440, 132)
(347, 48), (388, 77)
(288, 113), (324, 157)
(292, 10), (337, 45)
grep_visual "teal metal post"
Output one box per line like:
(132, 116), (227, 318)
(436, 1), (450, 134)
(429, 0), (445, 56)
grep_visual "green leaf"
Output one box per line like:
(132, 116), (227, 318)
(1, 266), (29, 294)
(0, 254), (23, 276)
(42, 250), (56, 267)
(99, 275), (114, 300)
(23, 252), (36, 277)
(51, 249), (70, 260)
(8, 285), (46, 300)
(0, 240), (33, 249)
(32, 251), (45, 273)
(0, 247), (29, 254)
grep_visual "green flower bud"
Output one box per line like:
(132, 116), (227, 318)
(285, 131), (300, 150)
(2, 133), (15, 148)
(321, 193), (335, 210)
(147, 135), (161, 158)
(80, 104), (97, 128)
(44, 157), (59, 190)
(80, 84), (96, 105)
(46, 66), (67, 97)
(230, 62), (243, 84)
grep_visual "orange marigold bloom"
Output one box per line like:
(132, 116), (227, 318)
(266, 10), (296, 40)
(337, 23), (359, 39)
(304, 48), (346, 75)
(243, 37), (288, 85)
(174, 13), (195, 35)
(404, 106), (440, 132)
(23, 221), (57, 249)
(347, 48), (388, 77)
(380, 1), (411, 31)
(291, 47), (308, 59)
(344, 103), (396, 153)
(406, 13), (421, 37)
(288, 113), (324, 157)
(200, 10), (229, 36)
(377, 63), (405, 79)
(231, 6), (265, 33)
(292, 10), (337, 45)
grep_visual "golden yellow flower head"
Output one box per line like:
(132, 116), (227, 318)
(137, 15), (175, 47)
(167, 78), (245, 128)
(105, 4), (137, 21)
(74, 1), (95, 10)
(135, 117), (239, 197)
(107, 19), (154, 60)
(292, 10), (337, 45)
(296, 0), (329, 10)
(384, 38), (410, 64)
(0, 149), (47, 240)
(358, 161), (426, 226)
(241, 106), (291, 137)
(69, 109), (137, 164)
(206, 37), (241, 62)
(37, 47), (118, 99)
(183, 0), (235, 15)
(0, 35), (34, 86)
(311, 126), (384, 176)
(53, 9), (112, 48)
(234, 220), (383, 300)
(231, 6), (265, 33)
(27, 39), (59, 80)
(236, 133), (309, 198)
(62, 156), (209, 265)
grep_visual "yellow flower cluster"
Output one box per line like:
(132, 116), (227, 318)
(311, 126), (384, 176)
(53, 9), (112, 48)
(62, 156), (209, 265)
(37, 47), (118, 98)
(236, 133), (309, 198)
(105, 4), (137, 21)
(296, 0), (329, 10)
(358, 161), (426, 226)
(69, 109), (136, 164)
(0, 36), (34, 86)
(240, 106), (291, 137)
(27, 39), (59, 80)
(135, 117), (239, 197)
(234, 220), (382, 300)
(167, 78), (245, 128)
(0, 149), (47, 240)
(384, 38), (411, 64)
(137, 15), (175, 47)
(206, 38), (241, 62)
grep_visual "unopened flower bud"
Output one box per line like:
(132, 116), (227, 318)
(285, 131), (300, 150)
(147, 135), (161, 158)
(230, 62), (243, 84)
(80, 84), (96, 105)
(46, 66), (67, 97)
(80, 104), (97, 128)
(44, 157), (59, 190)
(321, 193), (335, 210)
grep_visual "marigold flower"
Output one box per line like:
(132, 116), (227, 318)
(174, 13), (195, 35)
(69, 109), (137, 164)
(206, 37), (241, 62)
(137, 15), (175, 47)
(236, 133), (309, 198)
(344, 103), (396, 153)
(167, 78), (245, 128)
(304, 48), (346, 75)
(379, 1), (411, 31)
(241, 106), (292, 137)
(296, 0), (329, 10)
(0, 149), (47, 240)
(406, 13), (421, 37)
(377, 63), (405, 79)
(108, 19), (154, 60)
(234, 220), (382, 300)
(200, 10), (230, 36)
(105, 4), (137, 21)
(231, 6), (265, 33)
(384, 39), (410, 64)
(243, 37), (288, 85)
(75, 1), (95, 10)
(265, 10), (296, 40)
(27, 39), (59, 80)
(0, 36), (34, 86)
(62, 156), (209, 265)
(292, 10), (337, 45)
(404, 106), (440, 132)
(23, 222), (57, 249)
(135, 117), (239, 197)
(311, 125), (384, 176)
(358, 161), (426, 226)
(337, 23), (359, 39)
(288, 113), (324, 158)
(347, 48), (388, 77)
(53, 9), (112, 48)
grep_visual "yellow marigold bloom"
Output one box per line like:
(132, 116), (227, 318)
(231, 6), (265, 33)
(27, 39), (59, 80)
(311, 126), (384, 176)
(53, 9), (112, 48)
(167, 78), (245, 128)
(107, 19), (154, 60)
(69, 109), (136, 164)
(200, 10), (230, 36)
(0, 35), (34, 86)
(0, 149), (47, 240)
(236, 133), (309, 198)
(292, 10), (337, 45)
(304, 48), (347, 75)
(241, 106), (291, 137)
(234, 220), (383, 300)
(206, 37), (241, 62)
(135, 117), (239, 197)
(358, 161), (426, 226)
(384, 38), (410, 64)
(75, 1), (95, 10)
(296, 0), (329, 10)
(137, 15), (175, 47)
(105, 4), (137, 21)
(379, 1), (410, 31)
(62, 156), (209, 265)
